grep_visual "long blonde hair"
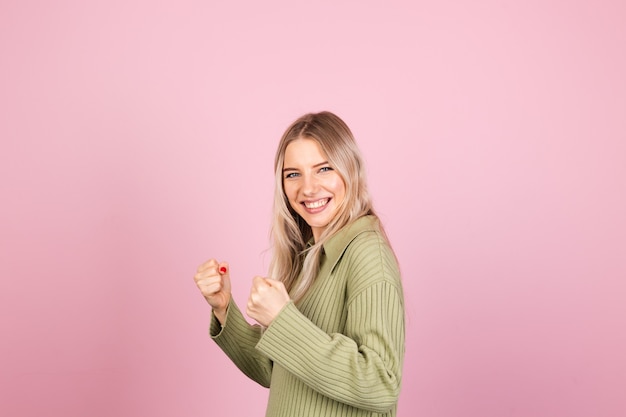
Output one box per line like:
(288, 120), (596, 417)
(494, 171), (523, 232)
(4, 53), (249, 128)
(268, 111), (382, 302)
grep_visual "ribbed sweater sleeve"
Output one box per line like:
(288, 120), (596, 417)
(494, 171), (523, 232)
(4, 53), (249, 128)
(210, 300), (273, 388)
(255, 231), (405, 414)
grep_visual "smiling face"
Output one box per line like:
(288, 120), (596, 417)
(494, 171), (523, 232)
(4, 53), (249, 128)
(282, 137), (346, 242)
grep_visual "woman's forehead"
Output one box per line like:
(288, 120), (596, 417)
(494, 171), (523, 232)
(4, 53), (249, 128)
(283, 138), (327, 165)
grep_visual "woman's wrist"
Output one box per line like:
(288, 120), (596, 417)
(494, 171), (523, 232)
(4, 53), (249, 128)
(213, 305), (228, 325)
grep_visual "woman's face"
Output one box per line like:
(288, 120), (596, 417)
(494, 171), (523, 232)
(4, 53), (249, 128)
(283, 138), (346, 242)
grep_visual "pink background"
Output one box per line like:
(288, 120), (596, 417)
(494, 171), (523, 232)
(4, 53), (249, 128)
(1, 1), (625, 416)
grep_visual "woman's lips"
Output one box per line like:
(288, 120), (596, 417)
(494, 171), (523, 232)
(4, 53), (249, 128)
(302, 198), (330, 212)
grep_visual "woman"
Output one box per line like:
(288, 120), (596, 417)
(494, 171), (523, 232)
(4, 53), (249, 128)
(194, 111), (405, 417)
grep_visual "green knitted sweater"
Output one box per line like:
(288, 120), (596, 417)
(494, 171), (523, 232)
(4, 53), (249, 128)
(210, 215), (405, 417)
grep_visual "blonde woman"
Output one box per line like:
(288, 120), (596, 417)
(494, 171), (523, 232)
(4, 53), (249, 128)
(194, 111), (405, 417)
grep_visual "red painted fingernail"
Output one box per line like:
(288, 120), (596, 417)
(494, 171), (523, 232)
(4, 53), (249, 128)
(220, 267), (227, 273)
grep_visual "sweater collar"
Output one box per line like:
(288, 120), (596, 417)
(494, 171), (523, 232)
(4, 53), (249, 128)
(322, 215), (380, 270)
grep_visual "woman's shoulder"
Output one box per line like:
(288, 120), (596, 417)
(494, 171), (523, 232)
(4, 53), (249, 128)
(337, 217), (401, 290)
(343, 226), (396, 269)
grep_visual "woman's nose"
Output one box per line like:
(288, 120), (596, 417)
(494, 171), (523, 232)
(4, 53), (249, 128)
(302, 174), (319, 195)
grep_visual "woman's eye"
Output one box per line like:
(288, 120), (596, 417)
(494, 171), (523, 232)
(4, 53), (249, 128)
(285, 172), (299, 179)
(319, 166), (333, 173)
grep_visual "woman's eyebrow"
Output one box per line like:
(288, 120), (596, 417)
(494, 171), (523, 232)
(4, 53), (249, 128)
(282, 161), (329, 172)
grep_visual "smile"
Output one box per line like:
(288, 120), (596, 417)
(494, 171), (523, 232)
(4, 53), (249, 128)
(303, 198), (330, 209)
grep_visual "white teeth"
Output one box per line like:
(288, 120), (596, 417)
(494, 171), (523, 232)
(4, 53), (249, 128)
(304, 198), (329, 209)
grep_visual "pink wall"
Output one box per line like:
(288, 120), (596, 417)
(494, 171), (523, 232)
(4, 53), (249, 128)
(1, 1), (625, 416)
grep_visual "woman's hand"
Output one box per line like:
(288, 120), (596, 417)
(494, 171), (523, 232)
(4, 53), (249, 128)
(194, 259), (231, 324)
(246, 277), (290, 327)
